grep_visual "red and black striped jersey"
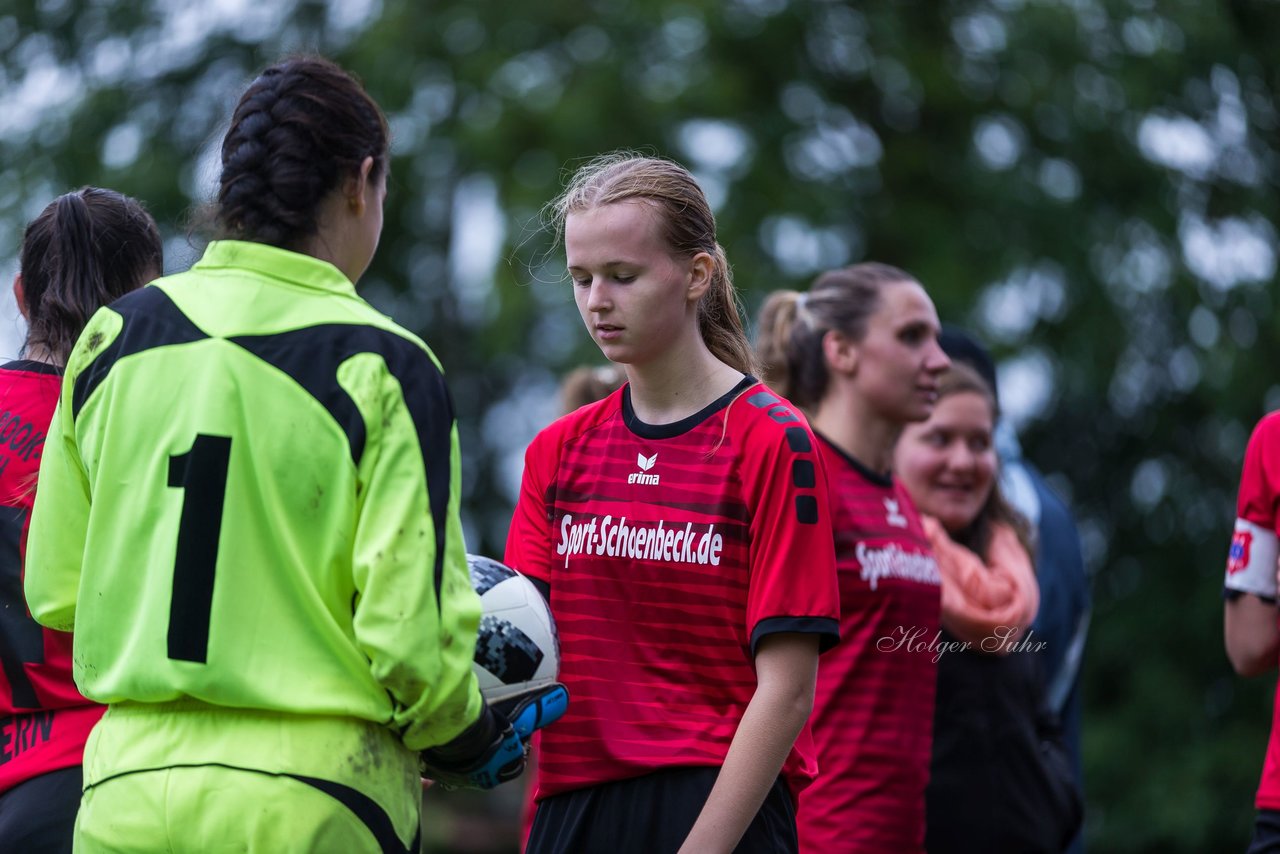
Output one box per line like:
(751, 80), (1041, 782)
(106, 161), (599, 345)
(799, 434), (942, 854)
(505, 377), (839, 802)
(0, 361), (102, 794)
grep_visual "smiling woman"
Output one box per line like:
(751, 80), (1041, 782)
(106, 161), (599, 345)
(893, 362), (1082, 854)
(895, 363), (1038, 648)
(894, 366), (1001, 535)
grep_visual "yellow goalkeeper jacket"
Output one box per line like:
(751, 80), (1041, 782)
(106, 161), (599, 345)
(25, 240), (483, 754)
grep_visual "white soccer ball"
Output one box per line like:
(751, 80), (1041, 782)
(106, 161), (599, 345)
(467, 554), (560, 703)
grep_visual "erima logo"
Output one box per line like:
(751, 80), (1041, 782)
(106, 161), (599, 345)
(885, 498), (908, 528)
(628, 452), (659, 485)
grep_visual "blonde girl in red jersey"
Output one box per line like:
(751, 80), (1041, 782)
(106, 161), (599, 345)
(756, 264), (950, 853)
(505, 153), (840, 854)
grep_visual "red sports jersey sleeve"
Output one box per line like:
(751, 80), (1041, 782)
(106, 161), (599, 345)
(0, 362), (104, 795)
(1226, 413), (1280, 600)
(1226, 413), (1280, 810)
(799, 434), (942, 854)
(504, 379), (839, 804)
(737, 397), (841, 652)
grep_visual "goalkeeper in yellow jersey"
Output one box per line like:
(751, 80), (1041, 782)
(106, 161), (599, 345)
(24, 56), (562, 854)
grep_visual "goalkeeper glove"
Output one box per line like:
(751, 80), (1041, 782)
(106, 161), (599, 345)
(420, 703), (524, 791)
(494, 682), (570, 742)
(420, 683), (569, 790)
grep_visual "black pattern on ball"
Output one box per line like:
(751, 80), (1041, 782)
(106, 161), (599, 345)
(475, 616), (544, 685)
(468, 554), (515, 597)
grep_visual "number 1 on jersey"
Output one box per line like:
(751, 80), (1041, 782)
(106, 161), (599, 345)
(167, 434), (232, 663)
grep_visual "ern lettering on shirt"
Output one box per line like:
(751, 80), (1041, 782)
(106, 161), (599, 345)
(0, 711), (54, 765)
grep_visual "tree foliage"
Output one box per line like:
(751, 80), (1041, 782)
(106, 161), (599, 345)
(2, 0), (1278, 849)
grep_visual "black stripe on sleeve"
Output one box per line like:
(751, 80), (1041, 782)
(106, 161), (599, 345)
(73, 287), (210, 418)
(783, 427), (811, 453)
(792, 459), (815, 489)
(1223, 587), (1276, 604)
(794, 495), (818, 525)
(750, 616), (840, 655)
(746, 391), (780, 409)
(385, 354), (456, 613)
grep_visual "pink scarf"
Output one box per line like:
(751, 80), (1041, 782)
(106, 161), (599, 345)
(922, 516), (1039, 653)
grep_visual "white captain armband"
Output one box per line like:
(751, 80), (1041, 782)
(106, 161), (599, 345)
(1225, 517), (1280, 599)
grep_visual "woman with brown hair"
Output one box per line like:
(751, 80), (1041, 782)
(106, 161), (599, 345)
(506, 153), (840, 853)
(756, 263), (949, 853)
(894, 361), (1082, 853)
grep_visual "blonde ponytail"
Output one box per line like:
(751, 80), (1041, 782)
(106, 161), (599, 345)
(698, 243), (755, 376)
(755, 290), (805, 401)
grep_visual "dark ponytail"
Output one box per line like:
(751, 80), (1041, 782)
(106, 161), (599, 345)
(19, 187), (162, 366)
(216, 56), (389, 249)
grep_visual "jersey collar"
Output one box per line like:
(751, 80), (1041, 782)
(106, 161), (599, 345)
(622, 375), (757, 439)
(195, 240), (358, 298)
(814, 430), (894, 487)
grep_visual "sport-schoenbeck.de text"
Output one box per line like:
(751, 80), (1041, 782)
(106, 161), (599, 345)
(856, 542), (941, 590)
(556, 513), (724, 569)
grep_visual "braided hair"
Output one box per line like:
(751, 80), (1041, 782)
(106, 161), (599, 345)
(216, 56), (388, 249)
(20, 187), (162, 366)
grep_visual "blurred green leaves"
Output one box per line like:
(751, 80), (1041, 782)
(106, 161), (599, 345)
(2, 1), (1278, 849)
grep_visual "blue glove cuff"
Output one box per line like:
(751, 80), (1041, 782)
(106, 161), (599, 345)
(499, 684), (570, 741)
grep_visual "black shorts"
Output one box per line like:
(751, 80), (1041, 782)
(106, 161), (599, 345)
(526, 766), (797, 854)
(0, 765), (82, 854)
(1250, 810), (1280, 854)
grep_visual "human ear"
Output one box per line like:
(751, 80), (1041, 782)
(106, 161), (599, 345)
(822, 329), (858, 374)
(345, 156), (374, 214)
(12, 274), (27, 320)
(686, 251), (714, 302)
